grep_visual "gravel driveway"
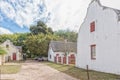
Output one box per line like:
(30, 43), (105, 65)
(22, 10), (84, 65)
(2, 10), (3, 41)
(2, 60), (79, 80)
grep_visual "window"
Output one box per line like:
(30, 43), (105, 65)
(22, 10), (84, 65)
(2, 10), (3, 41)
(6, 44), (9, 48)
(50, 55), (51, 59)
(91, 45), (96, 60)
(90, 21), (95, 32)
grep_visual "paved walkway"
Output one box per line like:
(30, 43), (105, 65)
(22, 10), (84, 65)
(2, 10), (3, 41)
(1, 60), (79, 80)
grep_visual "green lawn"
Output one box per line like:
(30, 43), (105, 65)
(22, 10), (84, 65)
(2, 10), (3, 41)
(0, 65), (21, 74)
(44, 62), (120, 80)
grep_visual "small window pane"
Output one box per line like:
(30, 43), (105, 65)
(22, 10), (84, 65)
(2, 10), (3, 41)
(90, 21), (95, 32)
(91, 45), (96, 60)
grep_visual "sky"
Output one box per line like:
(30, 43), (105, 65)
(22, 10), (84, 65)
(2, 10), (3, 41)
(0, 0), (120, 34)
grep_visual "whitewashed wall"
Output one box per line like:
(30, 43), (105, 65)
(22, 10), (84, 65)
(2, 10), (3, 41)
(48, 47), (65, 63)
(48, 48), (55, 62)
(76, 0), (120, 75)
(48, 47), (76, 64)
(1, 40), (22, 61)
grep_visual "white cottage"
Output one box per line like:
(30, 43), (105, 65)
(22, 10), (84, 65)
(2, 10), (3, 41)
(0, 40), (22, 63)
(48, 41), (77, 64)
(76, 0), (120, 75)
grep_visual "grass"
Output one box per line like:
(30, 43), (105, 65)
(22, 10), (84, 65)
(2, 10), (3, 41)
(43, 62), (120, 80)
(7, 60), (25, 63)
(0, 65), (21, 74)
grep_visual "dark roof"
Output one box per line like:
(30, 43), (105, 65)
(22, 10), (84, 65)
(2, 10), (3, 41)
(49, 41), (77, 53)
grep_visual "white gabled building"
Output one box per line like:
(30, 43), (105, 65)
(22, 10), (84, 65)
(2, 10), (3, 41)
(48, 41), (77, 64)
(0, 40), (22, 63)
(76, 0), (120, 75)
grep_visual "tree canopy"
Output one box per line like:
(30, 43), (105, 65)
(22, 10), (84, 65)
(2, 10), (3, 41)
(30, 21), (53, 35)
(54, 29), (78, 42)
(25, 34), (58, 57)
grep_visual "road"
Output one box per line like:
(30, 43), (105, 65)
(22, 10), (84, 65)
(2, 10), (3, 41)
(2, 60), (79, 80)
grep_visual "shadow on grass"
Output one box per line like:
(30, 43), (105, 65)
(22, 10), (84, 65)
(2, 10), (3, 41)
(44, 62), (120, 80)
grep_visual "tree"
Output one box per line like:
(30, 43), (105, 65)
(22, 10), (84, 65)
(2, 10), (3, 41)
(15, 33), (29, 53)
(0, 47), (7, 65)
(54, 29), (78, 42)
(24, 33), (59, 58)
(47, 27), (54, 34)
(30, 21), (53, 35)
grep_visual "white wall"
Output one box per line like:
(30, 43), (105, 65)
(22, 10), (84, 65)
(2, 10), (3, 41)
(48, 47), (76, 64)
(76, 0), (120, 75)
(48, 48), (55, 62)
(1, 40), (22, 61)
(48, 47), (65, 63)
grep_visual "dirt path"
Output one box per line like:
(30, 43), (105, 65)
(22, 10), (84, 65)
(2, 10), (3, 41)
(1, 60), (79, 80)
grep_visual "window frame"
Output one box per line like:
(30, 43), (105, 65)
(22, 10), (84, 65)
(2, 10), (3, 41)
(91, 44), (96, 60)
(90, 21), (95, 32)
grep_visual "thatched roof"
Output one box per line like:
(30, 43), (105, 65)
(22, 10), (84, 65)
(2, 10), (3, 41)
(49, 41), (77, 53)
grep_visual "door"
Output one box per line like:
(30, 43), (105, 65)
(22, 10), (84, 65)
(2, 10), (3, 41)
(13, 53), (16, 60)
(58, 57), (61, 63)
(63, 56), (66, 64)
(69, 54), (75, 64)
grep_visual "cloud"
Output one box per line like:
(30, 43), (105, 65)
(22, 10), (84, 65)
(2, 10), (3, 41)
(0, 0), (48, 28)
(0, 27), (13, 34)
(0, 15), (3, 21)
(0, 0), (92, 32)
(0, 0), (120, 33)
(45, 0), (91, 31)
